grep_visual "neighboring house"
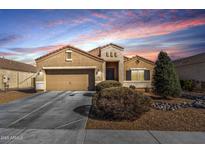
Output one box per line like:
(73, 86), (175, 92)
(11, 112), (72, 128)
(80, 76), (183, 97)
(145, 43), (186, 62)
(0, 57), (37, 91)
(35, 43), (155, 91)
(174, 52), (205, 89)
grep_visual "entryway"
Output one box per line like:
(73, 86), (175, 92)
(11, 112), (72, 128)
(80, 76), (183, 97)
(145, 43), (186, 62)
(106, 62), (119, 81)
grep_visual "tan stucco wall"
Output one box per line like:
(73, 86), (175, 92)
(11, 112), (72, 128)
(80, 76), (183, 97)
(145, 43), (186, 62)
(124, 59), (155, 88)
(100, 46), (124, 83)
(0, 69), (35, 90)
(175, 62), (205, 82)
(35, 48), (104, 89)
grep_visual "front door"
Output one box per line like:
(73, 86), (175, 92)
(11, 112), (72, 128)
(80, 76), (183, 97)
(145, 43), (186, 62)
(106, 68), (115, 80)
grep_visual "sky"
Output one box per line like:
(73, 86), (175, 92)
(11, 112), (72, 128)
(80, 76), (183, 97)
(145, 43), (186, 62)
(0, 9), (205, 64)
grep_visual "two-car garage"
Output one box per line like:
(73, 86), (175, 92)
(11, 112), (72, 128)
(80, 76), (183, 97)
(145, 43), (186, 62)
(45, 68), (95, 91)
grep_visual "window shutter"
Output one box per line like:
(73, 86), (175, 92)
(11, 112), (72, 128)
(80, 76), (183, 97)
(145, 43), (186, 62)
(144, 70), (150, 80)
(126, 70), (131, 81)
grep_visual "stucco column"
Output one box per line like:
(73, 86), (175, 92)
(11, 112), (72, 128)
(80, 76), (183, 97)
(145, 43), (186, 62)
(102, 62), (106, 81)
(42, 69), (46, 92)
(118, 60), (124, 83)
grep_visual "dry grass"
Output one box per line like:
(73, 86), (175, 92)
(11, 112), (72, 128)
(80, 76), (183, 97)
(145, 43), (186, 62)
(0, 90), (37, 104)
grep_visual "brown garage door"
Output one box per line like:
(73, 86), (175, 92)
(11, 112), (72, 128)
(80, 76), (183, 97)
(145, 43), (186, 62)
(46, 69), (95, 91)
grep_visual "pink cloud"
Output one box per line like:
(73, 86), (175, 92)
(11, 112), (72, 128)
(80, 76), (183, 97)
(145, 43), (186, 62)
(9, 44), (65, 54)
(123, 45), (196, 62)
(123, 50), (159, 62)
(69, 17), (205, 47)
(0, 51), (17, 57)
(46, 19), (67, 28)
(45, 17), (94, 28)
(72, 17), (93, 25)
(92, 12), (109, 19)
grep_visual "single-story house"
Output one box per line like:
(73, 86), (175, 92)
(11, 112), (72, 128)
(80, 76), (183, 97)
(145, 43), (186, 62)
(0, 57), (37, 91)
(35, 43), (155, 91)
(174, 52), (205, 89)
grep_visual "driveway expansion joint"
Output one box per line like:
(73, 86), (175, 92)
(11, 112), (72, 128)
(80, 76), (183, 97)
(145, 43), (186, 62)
(147, 130), (161, 144)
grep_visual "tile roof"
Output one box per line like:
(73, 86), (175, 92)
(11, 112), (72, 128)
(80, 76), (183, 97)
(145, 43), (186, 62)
(0, 58), (37, 73)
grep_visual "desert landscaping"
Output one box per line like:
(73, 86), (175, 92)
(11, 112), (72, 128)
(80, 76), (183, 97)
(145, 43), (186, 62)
(86, 52), (205, 131)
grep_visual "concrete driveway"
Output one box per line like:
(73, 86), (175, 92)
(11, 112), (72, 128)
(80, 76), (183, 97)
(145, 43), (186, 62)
(0, 91), (93, 144)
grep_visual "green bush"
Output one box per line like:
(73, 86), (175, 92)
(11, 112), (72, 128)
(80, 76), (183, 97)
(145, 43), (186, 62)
(91, 87), (151, 121)
(96, 80), (122, 92)
(180, 80), (193, 91)
(153, 51), (181, 97)
(129, 85), (136, 90)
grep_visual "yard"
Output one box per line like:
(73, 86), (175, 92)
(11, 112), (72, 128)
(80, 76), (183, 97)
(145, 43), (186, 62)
(87, 52), (205, 132)
(0, 89), (38, 104)
(86, 91), (205, 131)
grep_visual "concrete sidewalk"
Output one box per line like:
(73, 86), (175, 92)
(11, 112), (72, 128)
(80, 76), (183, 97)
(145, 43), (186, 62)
(1, 128), (205, 144)
(84, 129), (205, 144)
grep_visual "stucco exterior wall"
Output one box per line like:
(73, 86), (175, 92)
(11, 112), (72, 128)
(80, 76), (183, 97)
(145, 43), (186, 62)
(35, 47), (104, 90)
(123, 81), (152, 88)
(175, 62), (205, 82)
(35, 44), (157, 90)
(88, 48), (100, 57)
(124, 58), (155, 88)
(124, 59), (154, 79)
(100, 46), (124, 83)
(0, 69), (35, 90)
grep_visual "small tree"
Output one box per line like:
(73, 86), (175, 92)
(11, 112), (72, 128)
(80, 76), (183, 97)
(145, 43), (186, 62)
(153, 51), (181, 98)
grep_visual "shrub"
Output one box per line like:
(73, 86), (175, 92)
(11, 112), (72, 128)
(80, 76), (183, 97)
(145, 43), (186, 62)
(152, 51), (181, 98)
(201, 82), (205, 90)
(129, 85), (136, 90)
(145, 87), (150, 93)
(96, 80), (122, 92)
(91, 87), (151, 121)
(180, 80), (193, 91)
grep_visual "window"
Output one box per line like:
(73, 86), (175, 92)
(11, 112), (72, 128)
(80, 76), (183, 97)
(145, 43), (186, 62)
(114, 52), (117, 57)
(67, 52), (71, 59)
(126, 70), (131, 80)
(106, 52), (109, 57)
(131, 70), (144, 81)
(130, 69), (150, 81)
(110, 52), (113, 57)
(66, 50), (72, 61)
(144, 70), (150, 80)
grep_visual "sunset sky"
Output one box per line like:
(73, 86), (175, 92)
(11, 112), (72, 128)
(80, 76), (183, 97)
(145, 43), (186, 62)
(0, 9), (205, 63)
